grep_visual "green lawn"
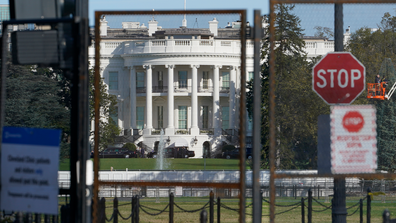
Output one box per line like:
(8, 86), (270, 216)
(59, 158), (241, 171)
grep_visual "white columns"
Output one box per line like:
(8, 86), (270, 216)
(165, 64), (175, 135)
(144, 65), (153, 134)
(229, 66), (236, 129)
(129, 66), (137, 130)
(213, 65), (222, 136)
(191, 64), (200, 135)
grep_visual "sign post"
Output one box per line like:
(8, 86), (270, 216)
(312, 27), (367, 222)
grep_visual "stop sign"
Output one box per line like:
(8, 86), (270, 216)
(312, 52), (365, 105)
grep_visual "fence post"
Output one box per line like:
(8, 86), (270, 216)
(15, 212), (23, 223)
(317, 185), (320, 200)
(135, 195), (140, 223)
(294, 185), (296, 199)
(209, 191), (214, 223)
(132, 196), (136, 223)
(367, 187), (371, 223)
(360, 198), (363, 223)
(44, 215), (50, 223)
(35, 213), (41, 223)
(331, 199), (334, 223)
(98, 198), (106, 223)
(113, 197), (118, 223)
(200, 209), (208, 223)
(25, 213), (33, 223)
(308, 188), (312, 223)
(169, 192), (174, 223)
(301, 197), (305, 223)
(217, 197), (221, 223)
(383, 209), (390, 223)
(52, 214), (58, 223)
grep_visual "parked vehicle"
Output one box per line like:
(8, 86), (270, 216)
(99, 148), (137, 158)
(222, 148), (252, 159)
(147, 147), (195, 158)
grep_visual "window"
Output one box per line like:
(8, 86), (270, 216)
(158, 106), (163, 129)
(178, 106), (187, 129)
(109, 72), (118, 90)
(221, 106), (229, 129)
(248, 72), (254, 81)
(136, 72), (145, 88)
(137, 107), (145, 129)
(222, 71), (230, 89)
(203, 71), (209, 89)
(202, 106), (208, 129)
(110, 107), (118, 125)
(158, 71), (163, 88)
(178, 71), (187, 88)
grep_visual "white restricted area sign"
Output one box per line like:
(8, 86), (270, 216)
(1, 127), (61, 215)
(331, 105), (377, 174)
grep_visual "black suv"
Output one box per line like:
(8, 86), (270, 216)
(222, 148), (253, 159)
(98, 148), (136, 158)
(147, 147), (195, 158)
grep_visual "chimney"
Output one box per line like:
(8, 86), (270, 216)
(148, 18), (158, 37)
(100, 16), (108, 36)
(209, 18), (218, 37)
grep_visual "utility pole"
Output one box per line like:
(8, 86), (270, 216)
(332, 4), (347, 223)
(69, 0), (90, 222)
(252, 9), (263, 223)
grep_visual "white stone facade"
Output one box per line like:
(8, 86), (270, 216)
(89, 17), (344, 158)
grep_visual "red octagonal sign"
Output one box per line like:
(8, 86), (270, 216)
(312, 52), (365, 105)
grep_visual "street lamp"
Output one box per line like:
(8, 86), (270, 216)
(193, 136), (198, 145)
(166, 136), (171, 145)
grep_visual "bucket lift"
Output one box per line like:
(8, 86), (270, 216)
(367, 81), (396, 100)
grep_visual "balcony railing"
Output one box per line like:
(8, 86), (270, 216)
(198, 86), (214, 93)
(152, 86), (167, 93)
(175, 128), (190, 135)
(200, 128), (214, 135)
(174, 86), (191, 93)
(151, 128), (162, 135)
(220, 87), (230, 93)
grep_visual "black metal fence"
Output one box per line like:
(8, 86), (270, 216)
(94, 188), (373, 223)
(4, 186), (394, 222)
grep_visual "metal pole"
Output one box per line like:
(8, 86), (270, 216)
(200, 210), (208, 223)
(308, 189), (312, 223)
(367, 188), (371, 223)
(169, 192), (174, 223)
(210, 191), (214, 223)
(268, 1), (277, 222)
(217, 197), (221, 223)
(383, 209), (390, 223)
(301, 197), (305, 223)
(253, 9), (263, 223)
(332, 4), (347, 223)
(132, 196), (135, 223)
(239, 10), (247, 223)
(114, 197), (118, 223)
(70, 17), (90, 223)
(360, 198), (363, 223)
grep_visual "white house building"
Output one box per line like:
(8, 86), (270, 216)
(89, 16), (349, 158)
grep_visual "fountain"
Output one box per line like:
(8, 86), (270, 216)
(156, 129), (169, 170)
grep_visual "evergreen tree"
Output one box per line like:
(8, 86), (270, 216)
(88, 68), (121, 151)
(247, 5), (328, 169)
(347, 12), (396, 171)
(375, 59), (396, 172)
